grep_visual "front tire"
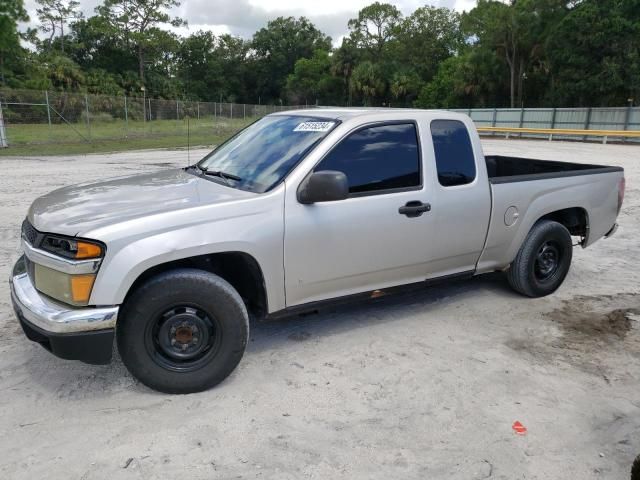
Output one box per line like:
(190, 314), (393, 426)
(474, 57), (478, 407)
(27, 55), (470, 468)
(117, 269), (249, 394)
(507, 220), (573, 298)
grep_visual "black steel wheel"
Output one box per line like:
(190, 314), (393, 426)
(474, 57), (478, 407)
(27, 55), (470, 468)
(507, 220), (573, 297)
(145, 305), (222, 372)
(118, 269), (249, 394)
(534, 240), (562, 281)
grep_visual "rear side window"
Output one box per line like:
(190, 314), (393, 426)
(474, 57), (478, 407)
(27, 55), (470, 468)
(431, 120), (476, 187)
(315, 123), (421, 195)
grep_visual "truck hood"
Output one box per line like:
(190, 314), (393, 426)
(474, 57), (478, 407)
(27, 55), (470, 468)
(28, 168), (255, 236)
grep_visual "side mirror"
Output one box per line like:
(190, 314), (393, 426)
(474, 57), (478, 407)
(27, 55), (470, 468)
(297, 170), (349, 204)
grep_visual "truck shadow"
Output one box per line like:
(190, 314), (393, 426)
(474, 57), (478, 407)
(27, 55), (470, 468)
(247, 272), (516, 355)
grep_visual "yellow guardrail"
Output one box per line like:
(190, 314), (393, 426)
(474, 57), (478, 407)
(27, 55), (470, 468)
(477, 126), (640, 143)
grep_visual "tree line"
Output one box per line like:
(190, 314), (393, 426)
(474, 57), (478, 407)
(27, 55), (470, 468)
(1, 0), (639, 108)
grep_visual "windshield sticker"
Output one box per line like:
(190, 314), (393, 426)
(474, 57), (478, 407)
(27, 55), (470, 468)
(293, 121), (335, 132)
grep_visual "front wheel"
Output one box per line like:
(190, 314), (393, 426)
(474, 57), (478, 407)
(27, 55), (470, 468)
(507, 220), (573, 298)
(117, 269), (249, 394)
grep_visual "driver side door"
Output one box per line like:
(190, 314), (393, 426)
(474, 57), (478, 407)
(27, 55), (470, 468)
(283, 121), (438, 307)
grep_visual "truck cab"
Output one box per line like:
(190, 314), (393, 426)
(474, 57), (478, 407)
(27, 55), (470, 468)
(283, 111), (491, 306)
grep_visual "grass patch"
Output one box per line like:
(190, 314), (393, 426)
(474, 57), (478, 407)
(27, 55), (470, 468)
(0, 116), (253, 156)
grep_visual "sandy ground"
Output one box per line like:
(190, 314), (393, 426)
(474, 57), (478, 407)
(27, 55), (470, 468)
(0, 139), (638, 480)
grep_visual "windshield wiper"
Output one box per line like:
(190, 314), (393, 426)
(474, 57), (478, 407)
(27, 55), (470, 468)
(194, 165), (242, 185)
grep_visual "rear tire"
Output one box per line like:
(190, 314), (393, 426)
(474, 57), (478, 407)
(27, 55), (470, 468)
(631, 454), (640, 480)
(507, 220), (573, 298)
(117, 269), (249, 394)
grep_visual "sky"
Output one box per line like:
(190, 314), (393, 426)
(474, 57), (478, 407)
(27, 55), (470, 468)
(22, 0), (478, 44)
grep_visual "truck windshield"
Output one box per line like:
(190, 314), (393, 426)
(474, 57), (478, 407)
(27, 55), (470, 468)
(197, 115), (338, 193)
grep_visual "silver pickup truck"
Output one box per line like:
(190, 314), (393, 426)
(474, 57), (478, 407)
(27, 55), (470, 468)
(10, 109), (625, 393)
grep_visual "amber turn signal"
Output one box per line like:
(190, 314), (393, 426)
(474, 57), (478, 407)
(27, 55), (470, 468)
(76, 241), (103, 259)
(70, 274), (96, 303)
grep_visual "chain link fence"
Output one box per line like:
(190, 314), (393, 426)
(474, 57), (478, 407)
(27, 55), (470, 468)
(0, 88), (311, 149)
(1, 88), (639, 149)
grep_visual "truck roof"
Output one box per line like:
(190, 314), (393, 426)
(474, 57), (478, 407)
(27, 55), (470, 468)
(271, 107), (463, 122)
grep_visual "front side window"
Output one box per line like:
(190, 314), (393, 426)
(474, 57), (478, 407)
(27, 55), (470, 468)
(431, 119), (476, 187)
(315, 123), (421, 195)
(198, 115), (337, 193)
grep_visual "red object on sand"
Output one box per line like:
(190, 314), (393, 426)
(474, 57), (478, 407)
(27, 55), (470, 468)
(512, 421), (527, 435)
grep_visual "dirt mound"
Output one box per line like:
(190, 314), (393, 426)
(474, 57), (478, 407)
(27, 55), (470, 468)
(548, 295), (640, 340)
(507, 293), (640, 381)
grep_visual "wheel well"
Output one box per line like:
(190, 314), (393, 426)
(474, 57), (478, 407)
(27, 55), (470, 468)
(539, 207), (588, 238)
(124, 252), (268, 318)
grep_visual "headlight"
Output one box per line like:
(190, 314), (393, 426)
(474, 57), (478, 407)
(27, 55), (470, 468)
(40, 235), (104, 260)
(32, 233), (104, 305)
(34, 264), (96, 306)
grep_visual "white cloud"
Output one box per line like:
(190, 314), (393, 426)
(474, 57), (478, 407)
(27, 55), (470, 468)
(22, 0), (478, 44)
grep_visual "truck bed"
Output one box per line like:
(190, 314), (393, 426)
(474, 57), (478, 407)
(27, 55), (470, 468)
(477, 154), (624, 274)
(485, 155), (623, 184)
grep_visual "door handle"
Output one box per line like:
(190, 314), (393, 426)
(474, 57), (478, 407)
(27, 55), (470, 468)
(398, 201), (431, 218)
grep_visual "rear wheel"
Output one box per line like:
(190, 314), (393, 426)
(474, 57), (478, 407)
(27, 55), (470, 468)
(507, 220), (573, 297)
(117, 269), (249, 394)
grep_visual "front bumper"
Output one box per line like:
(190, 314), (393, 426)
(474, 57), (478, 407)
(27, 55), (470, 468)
(10, 256), (118, 364)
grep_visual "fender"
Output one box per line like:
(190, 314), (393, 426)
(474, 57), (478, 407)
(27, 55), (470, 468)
(87, 189), (286, 312)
